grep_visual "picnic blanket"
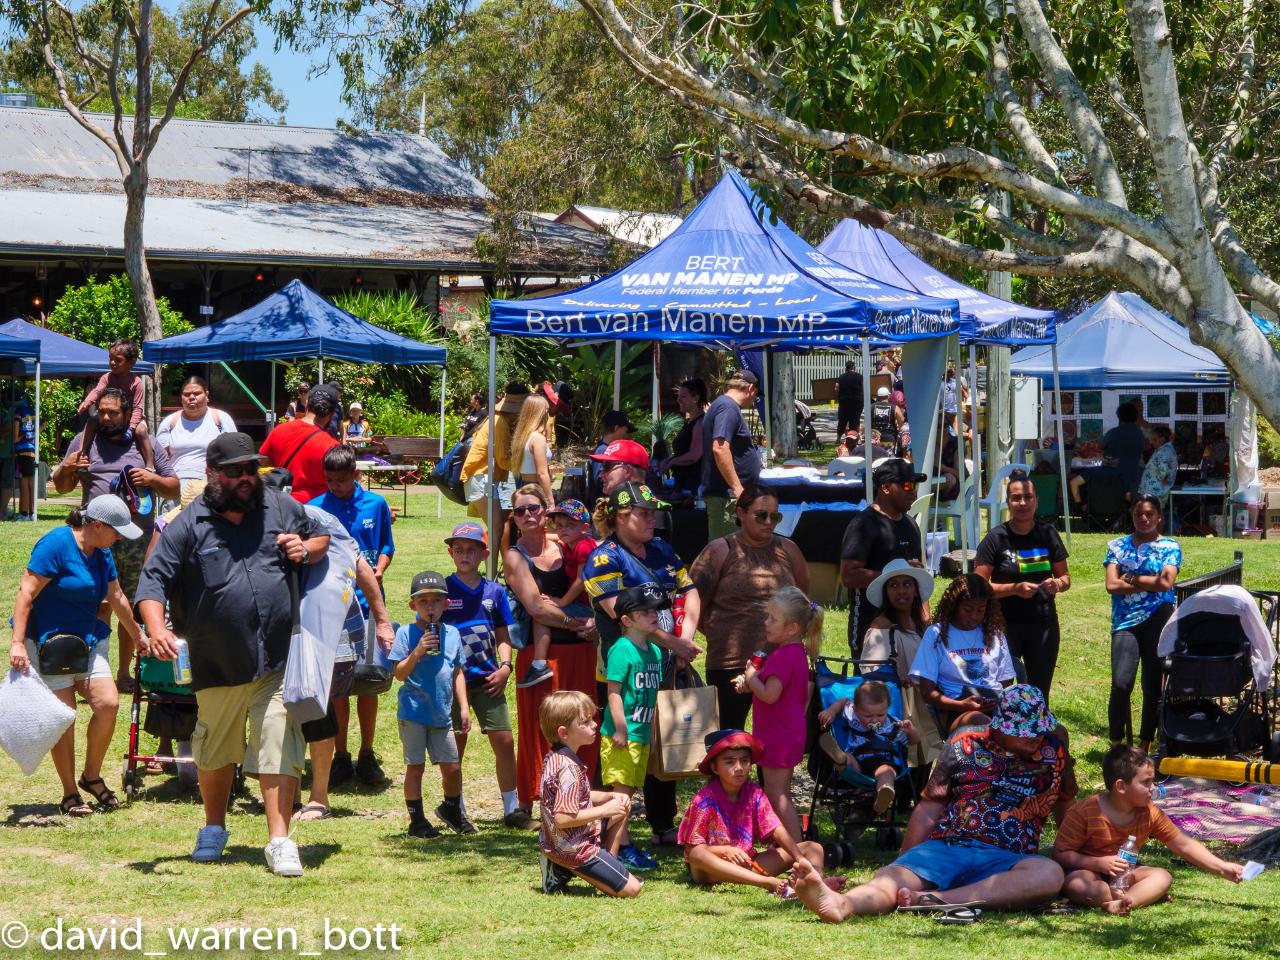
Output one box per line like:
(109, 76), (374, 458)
(1155, 777), (1280, 845)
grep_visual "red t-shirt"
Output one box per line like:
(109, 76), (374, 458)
(563, 535), (597, 584)
(259, 419), (338, 503)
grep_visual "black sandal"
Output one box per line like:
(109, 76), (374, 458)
(77, 776), (120, 811)
(60, 793), (93, 817)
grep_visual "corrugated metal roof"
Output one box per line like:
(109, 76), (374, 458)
(0, 188), (614, 272)
(0, 107), (489, 198)
(559, 205), (683, 247)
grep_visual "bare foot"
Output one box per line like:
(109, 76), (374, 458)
(1102, 897), (1132, 916)
(794, 857), (851, 923)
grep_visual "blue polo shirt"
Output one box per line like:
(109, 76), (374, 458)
(24, 526), (116, 642)
(309, 483), (395, 613)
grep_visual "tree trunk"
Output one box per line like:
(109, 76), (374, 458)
(771, 351), (797, 457)
(123, 171), (164, 426)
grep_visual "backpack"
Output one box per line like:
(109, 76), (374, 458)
(431, 437), (471, 505)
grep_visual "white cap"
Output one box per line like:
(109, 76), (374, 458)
(349, 401), (363, 412)
(84, 494), (142, 539)
(876, 386), (891, 398)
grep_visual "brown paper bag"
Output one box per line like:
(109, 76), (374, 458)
(648, 682), (719, 781)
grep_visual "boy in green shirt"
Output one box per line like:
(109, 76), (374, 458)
(601, 582), (669, 872)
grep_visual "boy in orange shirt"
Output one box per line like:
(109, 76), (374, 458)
(1053, 744), (1243, 914)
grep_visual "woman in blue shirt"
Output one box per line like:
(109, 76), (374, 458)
(1104, 495), (1182, 753)
(8, 495), (145, 816)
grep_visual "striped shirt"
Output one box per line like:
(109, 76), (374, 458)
(1053, 793), (1179, 859)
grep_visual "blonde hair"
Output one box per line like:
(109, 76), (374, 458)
(509, 393), (550, 471)
(769, 585), (824, 657)
(539, 690), (595, 743)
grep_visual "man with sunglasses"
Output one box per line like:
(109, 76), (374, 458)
(840, 458), (926, 656)
(137, 432), (331, 877)
(701, 371), (761, 540)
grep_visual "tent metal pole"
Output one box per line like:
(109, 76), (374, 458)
(318, 357), (325, 385)
(487, 337), (498, 579)
(763, 347), (772, 464)
(438, 363), (446, 519)
(1052, 343), (1071, 548)
(613, 340), (622, 410)
(33, 359), (40, 521)
(269, 361), (277, 434)
(968, 344), (982, 543)
(861, 340), (872, 500)
(651, 344), (659, 456)
(218, 362), (267, 415)
(953, 337), (970, 571)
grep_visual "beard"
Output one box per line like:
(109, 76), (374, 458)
(98, 419), (125, 439)
(204, 473), (265, 513)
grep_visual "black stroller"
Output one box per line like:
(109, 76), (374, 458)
(795, 400), (820, 450)
(1156, 586), (1280, 761)
(803, 655), (915, 867)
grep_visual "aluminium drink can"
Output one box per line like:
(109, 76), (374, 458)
(172, 639), (193, 685)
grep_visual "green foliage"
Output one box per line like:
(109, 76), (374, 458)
(1260, 417), (1280, 470)
(34, 380), (82, 454)
(561, 341), (651, 443)
(47, 274), (192, 346)
(630, 412), (684, 446)
(1, 0), (287, 123)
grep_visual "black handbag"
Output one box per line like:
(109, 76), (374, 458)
(37, 632), (92, 676)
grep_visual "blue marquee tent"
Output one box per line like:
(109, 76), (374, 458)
(818, 219), (1056, 345)
(143, 280), (446, 366)
(0, 332), (41, 362)
(0, 317), (152, 377)
(1010, 291), (1227, 387)
(490, 170), (962, 348)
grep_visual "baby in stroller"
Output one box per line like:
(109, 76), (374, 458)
(819, 680), (918, 813)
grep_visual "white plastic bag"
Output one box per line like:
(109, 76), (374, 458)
(284, 508), (360, 722)
(0, 669), (76, 775)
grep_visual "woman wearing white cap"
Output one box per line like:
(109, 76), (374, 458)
(869, 386), (902, 453)
(8, 494), (145, 816)
(341, 401), (372, 447)
(856, 559), (943, 764)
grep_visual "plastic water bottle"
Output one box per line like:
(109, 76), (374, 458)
(1151, 785), (1168, 801)
(1112, 835), (1140, 894)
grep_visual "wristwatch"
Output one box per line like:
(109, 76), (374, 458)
(300, 546), (311, 565)
(499, 660), (513, 670)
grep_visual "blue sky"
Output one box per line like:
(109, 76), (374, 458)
(250, 20), (348, 129)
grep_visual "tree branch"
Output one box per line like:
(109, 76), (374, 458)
(1010, 0), (1128, 207)
(1106, 75), (1149, 144)
(145, 2), (254, 158)
(578, 0), (1179, 262)
(988, 38), (1061, 184)
(911, 194), (1088, 257)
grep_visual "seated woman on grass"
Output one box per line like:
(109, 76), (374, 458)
(678, 729), (832, 899)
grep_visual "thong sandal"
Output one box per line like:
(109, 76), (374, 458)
(77, 776), (120, 811)
(60, 793), (94, 817)
(898, 893), (985, 923)
(292, 802), (333, 822)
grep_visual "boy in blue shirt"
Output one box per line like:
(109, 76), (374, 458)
(391, 571), (472, 838)
(310, 444), (395, 786)
(440, 522), (535, 830)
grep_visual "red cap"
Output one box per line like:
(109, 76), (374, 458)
(588, 439), (649, 469)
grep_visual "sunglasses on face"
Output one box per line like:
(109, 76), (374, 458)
(751, 510), (783, 524)
(899, 481), (916, 492)
(219, 463), (258, 478)
(513, 503), (544, 517)
(605, 462), (637, 473)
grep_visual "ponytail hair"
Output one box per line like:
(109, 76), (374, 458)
(769, 585), (824, 657)
(66, 507), (88, 528)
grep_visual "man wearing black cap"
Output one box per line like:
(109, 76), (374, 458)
(701, 370), (761, 540)
(840, 458), (926, 654)
(136, 431), (331, 877)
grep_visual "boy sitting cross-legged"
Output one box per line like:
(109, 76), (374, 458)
(390, 571), (473, 839)
(1053, 744), (1243, 915)
(538, 690), (643, 897)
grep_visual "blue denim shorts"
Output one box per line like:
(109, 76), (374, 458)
(892, 839), (1032, 890)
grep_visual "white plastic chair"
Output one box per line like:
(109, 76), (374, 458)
(975, 462), (1026, 536)
(905, 492), (934, 564)
(826, 456), (866, 478)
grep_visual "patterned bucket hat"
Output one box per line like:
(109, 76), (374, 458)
(547, 499), (591, 524)
(989, 684), (1058, 738)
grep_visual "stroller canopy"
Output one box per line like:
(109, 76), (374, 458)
(1158, 585), (1276, 690)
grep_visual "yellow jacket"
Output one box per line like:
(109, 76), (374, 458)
(460, 415), (514, 484)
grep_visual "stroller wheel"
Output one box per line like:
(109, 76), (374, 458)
(823, 842), (844, 868)
(121, 760), (139, 802)
(1269, 731), (1280, 762)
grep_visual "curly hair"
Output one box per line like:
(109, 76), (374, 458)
(932, 573), (1005, 651)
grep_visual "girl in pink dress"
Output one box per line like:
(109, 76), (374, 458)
(735, 585), (823, 841)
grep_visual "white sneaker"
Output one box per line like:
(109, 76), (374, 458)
(264, 836), (303, 877)
(192, 824), (229, 863)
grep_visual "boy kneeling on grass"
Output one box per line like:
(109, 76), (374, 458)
(679, 729), (830, 899)
(1053, 744), (1243, 915)
(538, 690), (643, 897)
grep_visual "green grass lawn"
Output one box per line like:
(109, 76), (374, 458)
(2, 488), (1279, 958)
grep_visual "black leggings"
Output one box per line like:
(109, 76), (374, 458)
(1005, 619), (1061, 703)
(1109, 603), (1174, 743)
(706, 668), (754, 732)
